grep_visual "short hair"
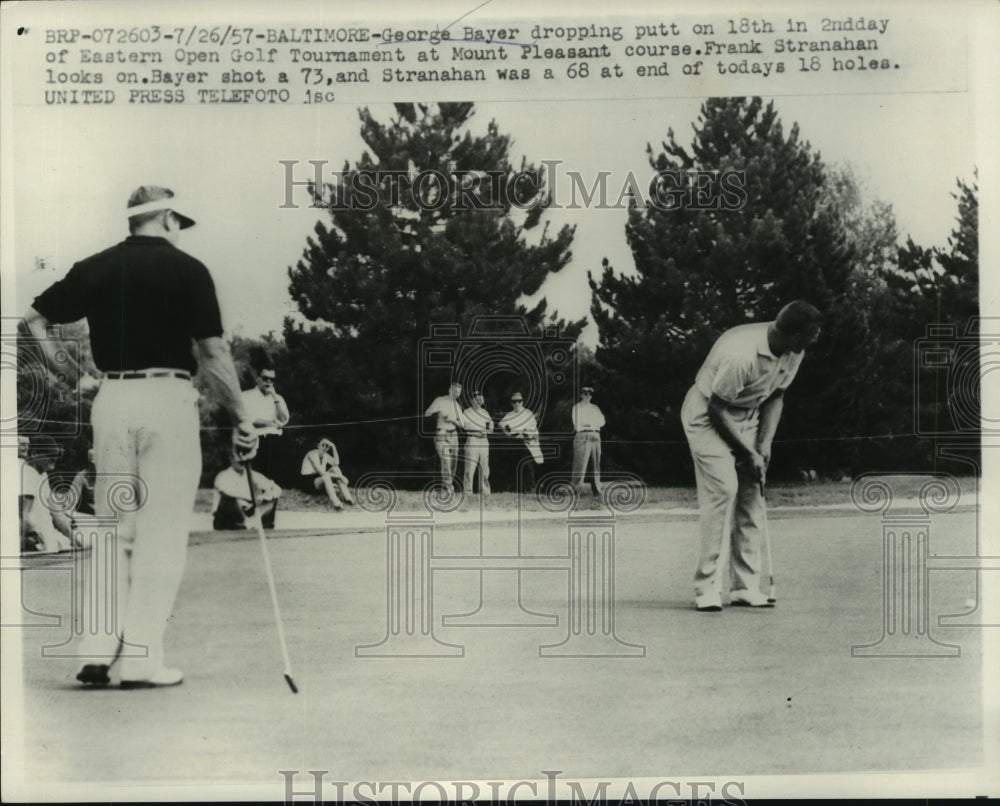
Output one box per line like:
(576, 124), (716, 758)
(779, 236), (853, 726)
(775, 301), (823, 336)
(127, 186), (176, 234)
(30, 434), (60, 456)
(249, 346), (274, 375)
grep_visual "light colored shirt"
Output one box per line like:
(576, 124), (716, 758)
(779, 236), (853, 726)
(694, 322), (804, 409)
(500, 408), (539, 439)
(424, 394), (467, 432)
(301, 448), (340, 476)
(462, 405), (494, 436)
(241, 387), (290, 435)
(21, 463), (44, 499)
(213, 465), (280, 509)
(571, 402), (606, 432)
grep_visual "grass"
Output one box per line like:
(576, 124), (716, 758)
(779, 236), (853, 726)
(193, 474), (979, 514)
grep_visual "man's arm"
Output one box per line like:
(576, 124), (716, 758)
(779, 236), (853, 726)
(197, 337), (247, 424)
(307, 451), (332, 478)
(273, 394), (290, 427)
(754, 389), (784, 468)
(21, 308), (99, 392)
(523, 414), (540, 440)
(707, 394), (765, 479)
(196, 337), (257, 454)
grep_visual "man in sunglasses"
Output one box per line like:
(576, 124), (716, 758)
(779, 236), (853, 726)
(241, 363), (290, 480)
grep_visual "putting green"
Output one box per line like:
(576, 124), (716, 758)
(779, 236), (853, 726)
(8, 508), (985, 797)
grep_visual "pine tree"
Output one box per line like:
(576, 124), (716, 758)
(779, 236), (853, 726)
(883, 173), (980, 463)
(588, 98), (880, 482)
(282, 103), (584, 479)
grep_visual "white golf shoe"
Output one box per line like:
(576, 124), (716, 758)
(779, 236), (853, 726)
(729, 589), (775, 608)
(695, 591), (723, 612)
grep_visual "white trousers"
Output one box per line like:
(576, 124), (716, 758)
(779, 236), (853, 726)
(79, 377), (201, 679)
(681, 386), (764, 599)
(463, 436), (491, 494)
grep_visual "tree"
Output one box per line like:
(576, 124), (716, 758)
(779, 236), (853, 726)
(588, 98), (899, 482)
(281, 102), (585, 483)
(882, 173), (980, 465)
(885, 173), (978, 334)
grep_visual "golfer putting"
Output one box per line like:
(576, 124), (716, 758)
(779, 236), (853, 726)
(680, 301), (822, 613)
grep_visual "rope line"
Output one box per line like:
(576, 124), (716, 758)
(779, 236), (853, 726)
(13, 414), (937, 445)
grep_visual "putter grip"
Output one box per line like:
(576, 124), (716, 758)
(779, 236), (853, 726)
(244, 459), (258, 508)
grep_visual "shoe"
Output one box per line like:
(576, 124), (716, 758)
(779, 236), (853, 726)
(120, 667), (184, 689)
(729, 589), (775, 608)
(76, 664), (111, 687)
(695, 591), (722, 612)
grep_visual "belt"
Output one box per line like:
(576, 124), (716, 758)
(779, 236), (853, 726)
(104, 369), (191, 381)
(436, 429), (457, 435)
(578, 429), (600, 434)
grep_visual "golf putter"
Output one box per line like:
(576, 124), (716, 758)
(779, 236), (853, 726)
(760, 477), (777, 604)
(244, 456), (299, 694)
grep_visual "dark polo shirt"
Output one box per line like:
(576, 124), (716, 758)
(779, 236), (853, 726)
(32, 236), (223, 375)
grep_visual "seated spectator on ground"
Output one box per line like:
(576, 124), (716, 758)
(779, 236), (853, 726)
(212, 454), (281, 530)
(301, 437), (354, 510)
(20, 435), (75, 553)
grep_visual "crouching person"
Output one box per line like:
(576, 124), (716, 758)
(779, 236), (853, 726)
(212, 453), (281, 530)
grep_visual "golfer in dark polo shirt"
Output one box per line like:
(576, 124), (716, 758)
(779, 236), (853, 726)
(22, 185), (257, 689)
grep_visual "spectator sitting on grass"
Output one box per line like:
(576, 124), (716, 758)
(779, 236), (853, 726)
(300, 437), (354, 510)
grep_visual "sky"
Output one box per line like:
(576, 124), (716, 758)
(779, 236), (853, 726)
(8, 91), (976, 346)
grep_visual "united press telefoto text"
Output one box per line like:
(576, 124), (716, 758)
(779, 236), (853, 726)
(35, 15), (902, 105)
